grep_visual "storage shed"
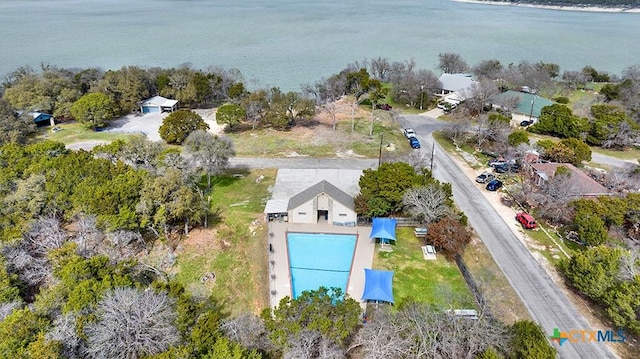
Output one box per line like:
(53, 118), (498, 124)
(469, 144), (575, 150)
(140, 96), (178, 113)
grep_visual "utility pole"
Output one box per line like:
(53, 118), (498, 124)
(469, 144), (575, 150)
(528, 95), (537, 122)
(430, 142), (435, 172)
(420, 85), (425, 110)
(378, 133), (384, 167)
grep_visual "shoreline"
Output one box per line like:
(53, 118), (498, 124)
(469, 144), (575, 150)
(452, 0), (640, 13)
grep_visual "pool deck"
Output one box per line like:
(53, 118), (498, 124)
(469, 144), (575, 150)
(267, 221), (375, 311)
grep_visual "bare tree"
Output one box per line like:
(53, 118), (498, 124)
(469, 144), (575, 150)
(24, 215), (68, 255)
(0, 301), (22, 321)
(350, 307), (412, 359)
(438, 53), (469, 74)
(461, 77), (499, 116)
(83, 287), (180, 359)
(369, 57), (391, 81)
(221, 313), (272, 353)
(471, 59), (504, 80)
(442, 117), (471, 145)
(48, 312), (85, 359)
(403, 185), (450, 225)
(532, 172), (580, 224)
(618, 248), (639, 282)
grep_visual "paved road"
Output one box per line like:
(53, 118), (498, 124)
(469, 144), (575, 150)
(398, 114), (616, 359)
(591, 152), (637, 169)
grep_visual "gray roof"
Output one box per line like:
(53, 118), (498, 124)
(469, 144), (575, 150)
(141, 95), (178, 107)
(438, 73), (476, 93)
(287, 180), (355, 211)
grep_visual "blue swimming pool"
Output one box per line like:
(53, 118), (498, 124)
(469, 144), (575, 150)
(287, 232), (357, 299)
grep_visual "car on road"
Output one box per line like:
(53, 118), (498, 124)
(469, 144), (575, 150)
(376, 103), (393, 110)
(475, 172), (495, 183)
(486, 179), (503, 191)
(409, 137), (421, 149)
(403, 128), (416, 138)
(516, 212), (537, 229)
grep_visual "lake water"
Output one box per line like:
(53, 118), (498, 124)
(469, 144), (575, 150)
(1, 0), (639, 90)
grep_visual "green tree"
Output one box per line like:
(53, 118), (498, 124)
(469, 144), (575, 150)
(0, 99), (37, 145)
(216, 103), (246, 130)
(509, 320), (556, 359)
(2, 66), (81, 118)
(574, 210), (608, 246)
(137, 169), (206, 236)
(184, 130), (235, 189)
(261, 287), (361, 350)
(561, 246), (623, 300)
(356, 162), (426, 216)
(508, 130), (529, 147)
(0, 258), (20, 303)
(70, 92), (119, 130)
(159, 110), (209, 145)
(98, 66), (153, 112)
(0, 308), (50, 358)
(543, 138), (591, 166)
(529, 104), (589, 139)
(263, 88), (315, 130)
(602, 276), (640, 334)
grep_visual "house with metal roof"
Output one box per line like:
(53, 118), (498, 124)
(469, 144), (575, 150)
(139, 96), (178, 113)
(487, 90), (554, 125)
(437, 73), (477, 104)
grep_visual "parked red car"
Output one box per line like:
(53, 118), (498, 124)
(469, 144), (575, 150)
(516, 212), (537, 229)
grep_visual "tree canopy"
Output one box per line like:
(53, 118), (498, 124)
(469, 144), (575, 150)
(159, 110), (209, 144)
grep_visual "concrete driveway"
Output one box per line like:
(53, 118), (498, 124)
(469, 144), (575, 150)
(104, 109), (225, 142)
(105, 113), (166, 141)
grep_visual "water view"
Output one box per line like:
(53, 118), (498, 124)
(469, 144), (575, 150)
(1, 0), (639, 90)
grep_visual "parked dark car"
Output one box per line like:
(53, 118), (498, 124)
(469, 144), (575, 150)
(409, 137), (421, 149)
(376, 103), (393, 110)
(494, 162), (521, 173)
(486, 179), (503, 191)
(475, 172), (495, 183)
(520, 120), (533, 126)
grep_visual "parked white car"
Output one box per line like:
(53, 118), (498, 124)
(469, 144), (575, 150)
(403, 128), (416, 138)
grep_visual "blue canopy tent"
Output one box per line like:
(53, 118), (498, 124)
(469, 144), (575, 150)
(370, 217), (397, 249)
(361, 268), (394, 304)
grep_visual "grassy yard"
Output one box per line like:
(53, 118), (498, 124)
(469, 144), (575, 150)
(170, 168), (276, 315)
(37, 121), (132, 144)
(227, 113), (410, 158)
(462, 237), (531, 325)
(373, 227), (475, 310)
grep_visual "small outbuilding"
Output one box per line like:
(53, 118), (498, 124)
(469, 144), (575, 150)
(140, 96), (178, 113)
(17, 111), (53, 126)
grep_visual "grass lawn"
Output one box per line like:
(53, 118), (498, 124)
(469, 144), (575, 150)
(373, 227), (475, 310)
(37, 121), (132, 144)
(171, 168), (276, 315)
(462, 237), (531, 325)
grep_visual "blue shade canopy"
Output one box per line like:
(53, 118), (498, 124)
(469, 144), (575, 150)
(361, 268), (394, 304)
(369, 218), (397, 241)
